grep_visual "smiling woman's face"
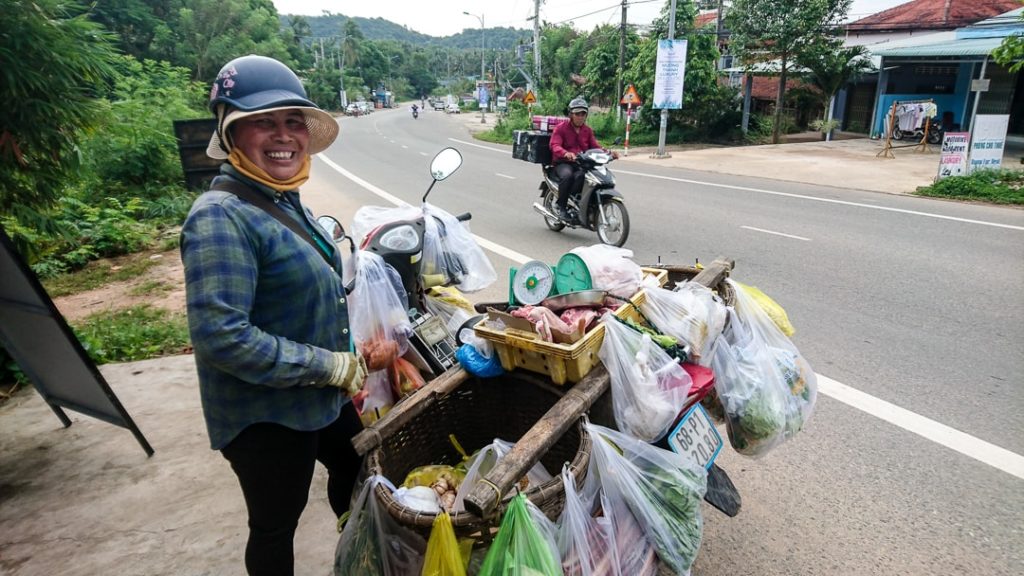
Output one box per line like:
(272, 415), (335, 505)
(231, 109), (310, 180)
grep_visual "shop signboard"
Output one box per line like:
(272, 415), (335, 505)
(936, 132), (969, 179)
(969, 114), (1009, 173)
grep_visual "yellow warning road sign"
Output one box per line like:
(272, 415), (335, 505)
(620, 84), (642, 106)
(523, 90), (537, 104)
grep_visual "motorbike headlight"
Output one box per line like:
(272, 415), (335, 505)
(378, 224), (419, 251)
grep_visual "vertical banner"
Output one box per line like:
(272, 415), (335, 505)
(969, 114), (1009, 172)
(936, 132), (970, 179)
(653, 39), (688, 109)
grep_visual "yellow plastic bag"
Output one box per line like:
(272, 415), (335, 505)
(733, 281), (795, 336)
(421, 512), (466, 576)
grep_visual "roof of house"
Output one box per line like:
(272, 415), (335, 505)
(846, 0), (1021, 33)
(870, 7), (1022, 57)
(695, 11), (719, 29)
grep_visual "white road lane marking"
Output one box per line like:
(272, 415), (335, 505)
(443, 139), (1022, 231)
(420, 152), (429, 156)
(613, 168), (1024, 231)
(317, 154), (1024, 480)
(447, 137), (506, 152)
(741, 225), (811, 241)
(496, 173), (516, 180)
(316, 155), (409, 207)
(817, 375), (1024, 480)
(401, 145), (408, 149)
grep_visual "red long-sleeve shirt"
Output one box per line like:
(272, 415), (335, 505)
(549, 121), (601, 164)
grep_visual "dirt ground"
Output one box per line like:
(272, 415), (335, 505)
(52, 250), (187, 323)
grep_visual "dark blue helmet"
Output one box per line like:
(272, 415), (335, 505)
(208, 55), (316, 113)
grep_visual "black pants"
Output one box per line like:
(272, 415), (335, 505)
(554, 162), (584, 209)
(221, 402), (363, 576)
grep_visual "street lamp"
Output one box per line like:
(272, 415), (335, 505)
(463, 11), (486, 124)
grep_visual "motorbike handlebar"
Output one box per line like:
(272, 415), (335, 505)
(455, 212), (472, 222)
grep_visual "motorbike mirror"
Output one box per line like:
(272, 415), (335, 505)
(316, 216), (347, 243)
(429, 147), (462, 182)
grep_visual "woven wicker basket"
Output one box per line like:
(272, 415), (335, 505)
(366, 372), (591, 538)
(645, 264), (736, 306)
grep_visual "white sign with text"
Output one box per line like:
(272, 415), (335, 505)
(969, 114), (1010, 173)
(937, 132), (970, 179)
(653, 39), (688, 110)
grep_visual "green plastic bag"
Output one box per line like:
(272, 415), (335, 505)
(478, 493), (562, 576)
(422, 512), (466, 576)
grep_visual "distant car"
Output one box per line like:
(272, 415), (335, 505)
(446, 103), (460, 114)
(432, 100), (446, 111)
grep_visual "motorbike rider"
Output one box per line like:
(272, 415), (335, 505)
(180, 54), (366, 576)
(411, 103), (419, 117)
(549, 96), (618, 222)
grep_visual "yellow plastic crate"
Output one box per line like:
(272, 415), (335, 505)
(473, 268), (667, 385)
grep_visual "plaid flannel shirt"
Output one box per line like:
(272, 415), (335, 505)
(181, 167), (351, 450)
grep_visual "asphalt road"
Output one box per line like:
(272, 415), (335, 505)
(319, 107), (1024, 575)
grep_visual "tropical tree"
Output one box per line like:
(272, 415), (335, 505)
(727, 0), (851, 143)
(0, 0), (120, 257)
(581, 24), (641, 107)
(993, 11), (1024, 72)
(156, 0), (293, 82)
(797, 40), (874, 139)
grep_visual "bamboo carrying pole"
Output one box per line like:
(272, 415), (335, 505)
(463, 257), (736, 517)
(350, 366), (471, 456)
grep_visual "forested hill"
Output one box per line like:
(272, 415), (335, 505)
(281, 13), (530, 49)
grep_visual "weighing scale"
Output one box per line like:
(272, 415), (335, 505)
(508, 253), (594, 306)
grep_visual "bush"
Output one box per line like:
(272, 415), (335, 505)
(915, 169), (1024, 205)
(79, 57), (206, 200)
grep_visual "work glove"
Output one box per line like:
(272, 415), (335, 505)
(325, 351), (368, 396)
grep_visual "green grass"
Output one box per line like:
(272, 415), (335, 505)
(41, 255), (160, 297)
(915, 169), (1024, 205)
(72, 305), (191, 364)
(128, 279), (173, 297)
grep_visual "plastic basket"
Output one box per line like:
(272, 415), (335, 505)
(472, 268), (668, 385)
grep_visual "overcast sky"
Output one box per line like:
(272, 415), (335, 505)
(271, 0), (911, 38)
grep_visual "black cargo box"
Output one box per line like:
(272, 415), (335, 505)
(512, 130), (552, 164)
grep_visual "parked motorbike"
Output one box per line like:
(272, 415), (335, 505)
(893, 116), (942, 144)
(532, 148), (630, 247)
(318, 148), (469, 377)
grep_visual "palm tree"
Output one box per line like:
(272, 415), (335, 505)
(797, 43), (875, 141)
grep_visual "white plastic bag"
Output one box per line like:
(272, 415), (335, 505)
(598, 317), (692, 442)
(351, 204), (421, 247)
(351, 251), (413, 370)
(638, 282), (727, 366)
(584, 422), (706, 576)
(452, 438), (553, 512)
(570, 244), (643, 298)
(557, 466), (604, 576)
(421, 203), (496, 293)
(711, 279), (817, 457)
(334, 475), (427, 576)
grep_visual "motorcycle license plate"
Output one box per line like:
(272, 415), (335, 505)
(668, 403), (723, 470)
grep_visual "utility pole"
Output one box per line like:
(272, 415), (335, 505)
(533, 0), (542, 90)
(464, 11), (486, 124)
(716, 0), (724, 70)
(618, 0), (627, 119)
(655, 0), (677, 158)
